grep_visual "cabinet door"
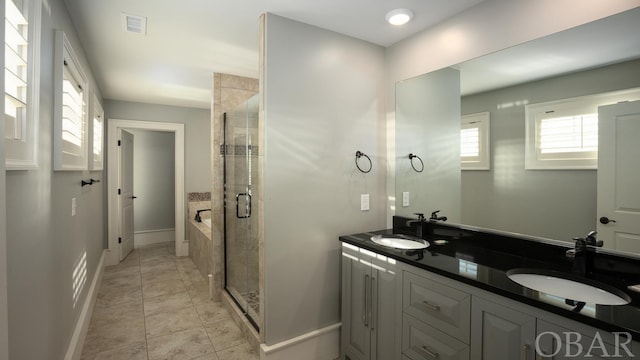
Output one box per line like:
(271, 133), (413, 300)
(342, 253), (371, 360)
(371, 263), (399, 360)
(470, 296), (535, 360)
(537, 319), (635, 359)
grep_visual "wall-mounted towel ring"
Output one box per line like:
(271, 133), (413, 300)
(355, 151), (372, 173)
(408, 153), (424, 173)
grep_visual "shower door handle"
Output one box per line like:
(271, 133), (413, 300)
(236, 192), (252, 219)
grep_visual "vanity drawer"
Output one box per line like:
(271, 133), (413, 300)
(402, 314), (469, 360)
(403, 270), (471, 343)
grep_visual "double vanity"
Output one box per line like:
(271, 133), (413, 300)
(340, 216), (640, 360)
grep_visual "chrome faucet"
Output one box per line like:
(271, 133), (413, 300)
(406, 213), (427, 238)
(566, 230), (603, 276)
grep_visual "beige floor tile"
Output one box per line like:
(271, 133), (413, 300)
(141, 260), (179, 275)
(144, 291), (193, 316)
(145, 307), (203, 338)
(147, 327), (216, 360)
(103, 263), (141, 281)
(215, 343), (258, 360)
(117, 250), (141, 268)
(192, 354), (220, 360)
(187, 283), (212, 306)
(205, 319), (245, 351)
(142, 268), (182, 284)
(90, 299), (144, 331)
(82, 318), (146, 357)
(195, 302), (232, 325)
(97, 283), (143, 307)
(81, 342), (147, 360)
(142, 277), (187, 299)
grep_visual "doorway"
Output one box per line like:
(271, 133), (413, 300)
(106, 119), (186, 266)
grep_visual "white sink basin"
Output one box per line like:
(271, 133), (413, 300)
(507, 269), (631, 306)
(370, 235), (429, 250)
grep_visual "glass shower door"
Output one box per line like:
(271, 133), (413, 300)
(223, 94), (260, 330)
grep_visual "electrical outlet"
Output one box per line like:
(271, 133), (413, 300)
(402, 192), (410, 207)
(71, 197), (77, 216)
(361, 194), (370, 211)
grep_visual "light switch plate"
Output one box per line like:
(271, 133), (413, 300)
(402, 192), (410, 207)
(361, 194), (370, 211)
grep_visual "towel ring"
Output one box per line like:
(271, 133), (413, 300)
(408, 153), (424, 173)
(355, 151), (372, 173)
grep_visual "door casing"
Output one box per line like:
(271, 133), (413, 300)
(107, 119), (186, 266)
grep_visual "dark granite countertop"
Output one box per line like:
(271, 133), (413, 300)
(339, 221), (640, 341)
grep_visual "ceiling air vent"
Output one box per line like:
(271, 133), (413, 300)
(121, 13), (147, 35)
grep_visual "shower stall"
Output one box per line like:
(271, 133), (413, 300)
(223, 94), (260, 330)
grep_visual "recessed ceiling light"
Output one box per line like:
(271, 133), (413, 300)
(386, 8), (414, 26)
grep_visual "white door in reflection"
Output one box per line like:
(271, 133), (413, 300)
(597, 100), (640, 254)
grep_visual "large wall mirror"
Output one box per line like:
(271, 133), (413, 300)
(395, 8), (640, 255)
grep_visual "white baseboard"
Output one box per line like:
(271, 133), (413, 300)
(260, 323), (341, 360)
(134, 229), (175, 248)
(64, 249), (106, 360)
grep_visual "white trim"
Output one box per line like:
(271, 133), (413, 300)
(134, 229), (175, 248)
(259, 323), (341, 360)
(53, 31), (89, 171)
(525, 88), (640, 170)
(107, 119), (186, 266)
(64, 249), (106, 360)
(461, 112), (490, 170)
(5, 0), (41, 170)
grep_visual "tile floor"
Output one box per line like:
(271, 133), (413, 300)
(81, 242), (259, 360)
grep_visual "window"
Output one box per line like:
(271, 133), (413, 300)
(54, 31), (89, 171)
(90, 94), (104, 170)
(525, 89), (640, 170)
(4, 0), (41, 169)
(461, 112), (490, 170)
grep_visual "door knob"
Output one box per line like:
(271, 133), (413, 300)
(599, 216), (616, 224)
(131, 196), (138, 199)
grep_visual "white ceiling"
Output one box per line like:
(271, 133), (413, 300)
(63, 0), (485, 109)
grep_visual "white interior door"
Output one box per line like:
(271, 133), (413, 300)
(597, 100), (640, 254)
(119, 130), (135, 261)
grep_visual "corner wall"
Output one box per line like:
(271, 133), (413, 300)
(261, 13), (387, 347)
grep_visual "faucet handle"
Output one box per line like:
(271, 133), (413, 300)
(414, 212), (425, 221)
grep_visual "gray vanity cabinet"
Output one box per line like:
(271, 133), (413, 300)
(341, 244), (400, 360)
(470, 296), (536, 360)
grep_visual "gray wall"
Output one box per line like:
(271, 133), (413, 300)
(461, 59), (640, 242)
(129, 130), (175, 232)
(5, 0), (105, 358)
(104, 100), (211, 194)
(0, 3), (8, 357)
(262, 13), (387, 345)
(396, 68), (462, 223)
